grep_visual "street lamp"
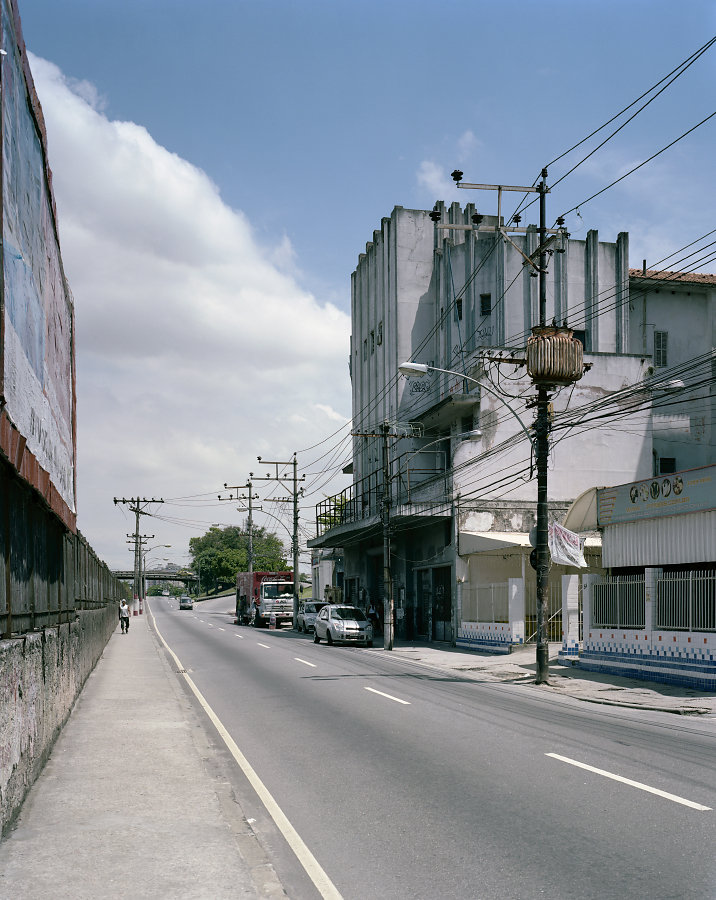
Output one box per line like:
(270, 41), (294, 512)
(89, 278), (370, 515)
(398, 363), (533, 444)
(141, 545), (171, 605)
(417, 167), (584, 682)
(398, 360), (546, 674)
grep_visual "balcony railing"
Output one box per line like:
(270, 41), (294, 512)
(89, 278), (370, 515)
(315, 450), (450, 538)
(315, 469), (383, 536)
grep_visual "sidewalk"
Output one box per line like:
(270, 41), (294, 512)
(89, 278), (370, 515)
(384, 640), (716, 716)
(0, 615), (283, 900)
(2, 620), (713, 900)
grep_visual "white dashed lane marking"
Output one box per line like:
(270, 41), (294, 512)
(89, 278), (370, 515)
(365, 687), (410, 705)
(546, 753), (712, 810)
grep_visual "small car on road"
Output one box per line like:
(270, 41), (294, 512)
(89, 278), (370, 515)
(313, 604), (373, 647)
(178, 596), (194, 610)
(297, 601), (327, 633)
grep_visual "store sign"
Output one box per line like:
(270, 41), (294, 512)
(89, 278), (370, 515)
(597, 465), (716, 525)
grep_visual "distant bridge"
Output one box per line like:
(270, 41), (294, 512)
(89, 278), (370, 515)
(112, 570), (198, 585)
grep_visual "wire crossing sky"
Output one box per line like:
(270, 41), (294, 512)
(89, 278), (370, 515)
(17, 0), (716, 568)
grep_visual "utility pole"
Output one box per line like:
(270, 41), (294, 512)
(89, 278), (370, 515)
(220, 479), (261, 603)
(114, 497), (163, 610)
(253, 454), (305, 628)
(381, 423), (394, 651)
(444, 170), (580, 684)
(535, 168), (551, 684)
(126, 533), (153, 610)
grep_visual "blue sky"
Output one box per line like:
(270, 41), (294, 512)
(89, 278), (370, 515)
(17, 0), (716, 568)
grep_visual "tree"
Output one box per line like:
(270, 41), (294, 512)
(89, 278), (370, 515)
(188, 525), (288, 594)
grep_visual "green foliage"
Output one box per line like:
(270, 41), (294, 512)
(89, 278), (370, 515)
(317, 494), (349, 529)
(188, 525), (289, 594)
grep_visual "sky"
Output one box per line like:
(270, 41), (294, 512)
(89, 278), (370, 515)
(16, 0), (716, 571)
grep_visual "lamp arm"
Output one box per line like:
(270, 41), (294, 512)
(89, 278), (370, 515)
(424, 365), (533, 445)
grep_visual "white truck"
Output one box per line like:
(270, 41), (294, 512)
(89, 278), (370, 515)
(236, 571), (295, 628)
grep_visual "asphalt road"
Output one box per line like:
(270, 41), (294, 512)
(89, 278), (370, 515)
(151, 595), (716, 900)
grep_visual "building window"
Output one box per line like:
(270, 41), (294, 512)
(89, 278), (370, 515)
(480, 293), (492, 317)
(572, 329), (586, 347)
(363, 338), (368, 361)
(455, 298), (463, 321)
(370, 330), (375, 353)
(654, 331), (668, 367)
(377, 321), (383, 345)
(659, 457), (676, 475)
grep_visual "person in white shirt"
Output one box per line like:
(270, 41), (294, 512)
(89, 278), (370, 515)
(119, 600), (130, 633)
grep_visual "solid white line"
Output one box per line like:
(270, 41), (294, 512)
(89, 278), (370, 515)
(257, 642), (271, 649)
(149, 608), (344, 900)
(365, 686), (410, 705)
(295, 657), (317, 668)
(546, 753), (712, 811)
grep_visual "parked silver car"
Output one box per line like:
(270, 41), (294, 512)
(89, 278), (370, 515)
(313, 605), (373, 647)
(297, 601), (327, 633)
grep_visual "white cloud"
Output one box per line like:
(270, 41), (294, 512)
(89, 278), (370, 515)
(416, 160), (460, 201)
(314, 404), (349, 424)
(30, 55), (351, 567)
(457, 129), (481, 162)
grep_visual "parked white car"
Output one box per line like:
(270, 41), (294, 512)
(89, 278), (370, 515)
(313, 605), (373, 647)
(297, 601), (327, 633)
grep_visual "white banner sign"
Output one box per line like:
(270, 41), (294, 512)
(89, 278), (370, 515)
(549, 523), (587, 568)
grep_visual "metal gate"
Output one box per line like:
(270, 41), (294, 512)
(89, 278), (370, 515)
(524, 576), (563, 643)
(417, 566), (452, 642)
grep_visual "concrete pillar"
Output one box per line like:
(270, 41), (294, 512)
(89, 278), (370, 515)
(508, 577), (525, 645)
(644, 567), (661, 654)
(581, 572), (603, 652)
(559, 573), (580, 660)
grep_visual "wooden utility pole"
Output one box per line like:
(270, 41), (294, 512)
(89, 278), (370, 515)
(254, 455), (305, 628)
(114, 497), (163, 608)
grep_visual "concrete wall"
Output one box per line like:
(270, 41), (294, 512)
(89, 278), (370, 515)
(0, 605), (117, 835)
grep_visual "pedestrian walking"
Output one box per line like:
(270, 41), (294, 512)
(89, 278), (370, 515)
(119, 599), (130, 633)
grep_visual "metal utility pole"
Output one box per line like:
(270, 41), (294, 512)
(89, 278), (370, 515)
(443, 170), (578, 685)
(535, 168), (551, 685)
(114, 497), (164, 608)
(381, 423), (394, 651)
(253, 454), (305, 628)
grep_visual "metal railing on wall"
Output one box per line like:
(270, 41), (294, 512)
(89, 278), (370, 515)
(0, 459), (127, 637)
(655, 570), (716, 632)
(592, 574), (646, 630)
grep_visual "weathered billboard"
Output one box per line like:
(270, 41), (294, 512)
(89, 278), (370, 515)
(597, 464), (715, 526)
(0, 0), (76, 530)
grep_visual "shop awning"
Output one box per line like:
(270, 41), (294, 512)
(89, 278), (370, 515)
(562, 487), (601, 532)
(458, 531), (532, 555)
